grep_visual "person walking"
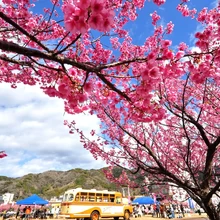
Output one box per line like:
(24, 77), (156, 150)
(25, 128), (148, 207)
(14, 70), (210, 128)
(152, 204), (156, 217)
(16, 206), (21, 219)
(25, 206), (31, 220)
(156, 203), (160, 218)
(51, 206), (55, 218)
(170, 203), (175, 219)
(137, 205), (142, 217)
(55, 206), (60, 218)
(180, 203), (185, 217)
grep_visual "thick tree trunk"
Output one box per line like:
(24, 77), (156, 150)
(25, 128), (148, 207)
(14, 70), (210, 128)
(203, 202), (220, 220)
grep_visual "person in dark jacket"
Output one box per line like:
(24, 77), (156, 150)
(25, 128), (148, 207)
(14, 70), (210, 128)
(180, 204), (185, 217)
(16, 206), (21, 219)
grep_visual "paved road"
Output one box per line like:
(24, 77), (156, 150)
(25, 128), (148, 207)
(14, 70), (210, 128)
(128, 213), (208, 220)
(6, 214), (207, 220)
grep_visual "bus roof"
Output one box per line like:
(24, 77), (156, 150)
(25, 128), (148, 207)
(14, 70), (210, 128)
(64, 188), (121, 195)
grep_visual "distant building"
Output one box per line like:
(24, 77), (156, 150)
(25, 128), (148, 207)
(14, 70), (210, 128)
(2, 193), (14, 204)
(0, 195), (4, 204)
(149, 183), (188, 202)
(148, 183), (169, 200)
(49, 196), (62, 209)
(169, 185), (188, 202)
(49, 196), (62, 203)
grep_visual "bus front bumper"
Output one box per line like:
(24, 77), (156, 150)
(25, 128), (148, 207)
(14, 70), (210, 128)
(58, 214), (71, 219)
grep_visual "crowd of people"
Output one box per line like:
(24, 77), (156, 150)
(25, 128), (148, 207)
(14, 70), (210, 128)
(133, 203), (186, 219)
(2, 205), (60, 220)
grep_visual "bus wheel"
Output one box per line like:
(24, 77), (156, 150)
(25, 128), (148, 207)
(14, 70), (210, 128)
(124, 211), (130, 220)
(114, 217), (119, 220)
(90, 211), (99, 220)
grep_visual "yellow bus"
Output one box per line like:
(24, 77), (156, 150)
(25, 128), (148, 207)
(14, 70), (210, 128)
(59, 188), (133, 220)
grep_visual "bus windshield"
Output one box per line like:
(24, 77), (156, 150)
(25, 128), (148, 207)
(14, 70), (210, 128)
(68, 193), (74, 201)
(63, 193), (74, 201)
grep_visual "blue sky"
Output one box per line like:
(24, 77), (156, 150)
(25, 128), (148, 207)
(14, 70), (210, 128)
(0, 0), (218, 177)
(128, 0), (216, 47)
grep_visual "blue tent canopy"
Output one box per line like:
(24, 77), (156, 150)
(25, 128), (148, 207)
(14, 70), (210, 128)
(16, 194), (49, 205)
(132, 196), (154, 205)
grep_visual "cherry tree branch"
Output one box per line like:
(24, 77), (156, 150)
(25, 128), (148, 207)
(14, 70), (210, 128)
(53, 33), (81, 55)
(0, 40), (97, 71)
(196, 79), (207, 122)
(180, 74), (200, 188)
(207, 178), (220, 202)
(0, 40), (132, 101)
(0, 54), (31, 66)
(102, 106), (198, 193)
(0, 11), (51, 52)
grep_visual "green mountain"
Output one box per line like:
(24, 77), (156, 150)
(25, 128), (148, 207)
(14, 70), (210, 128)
(0, 168), (120, 200)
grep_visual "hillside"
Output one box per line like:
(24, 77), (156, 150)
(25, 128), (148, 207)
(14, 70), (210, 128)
(0, 168), (120, 200)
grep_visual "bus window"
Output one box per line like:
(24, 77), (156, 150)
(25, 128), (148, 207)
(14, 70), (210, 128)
(116, 196), (122, 204)
(69, 194), (74, 201)
(110, 195), (115, 203)
(89, 193), (95, 202)
(96, 193), (102, 202)
(75, 193), (80, 201)
(103, 194), (109, 202)
(80, 192), (88, 201)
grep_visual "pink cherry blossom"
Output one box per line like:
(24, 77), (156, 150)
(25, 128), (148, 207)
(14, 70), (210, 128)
(153, 0), (166, 6)
(88, 13), (103, 30)
(0, 1), (219, 219)
(0, 151), (7, 158)
(166, 21), (174, 34)
(150, 11), (161, 26)
(90, 0), (104, 13)
(149, 66), (160, 79)
(75, 0), (91, 10)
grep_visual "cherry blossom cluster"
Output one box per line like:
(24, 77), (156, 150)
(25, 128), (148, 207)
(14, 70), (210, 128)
(153, 0), (166, 6)
(176, 4), (197, 18)
(0, 151), (7, 158)
(0, 1), (219, 216)
(62, 0), (115, 34)
(150, 11), (161, 26)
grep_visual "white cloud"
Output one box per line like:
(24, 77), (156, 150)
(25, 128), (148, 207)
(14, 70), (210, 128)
(189, 23), (204, 45)
(0, 84), (106, 177)
(190, 46), (201, 53)
(211, 0), (219, 7)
